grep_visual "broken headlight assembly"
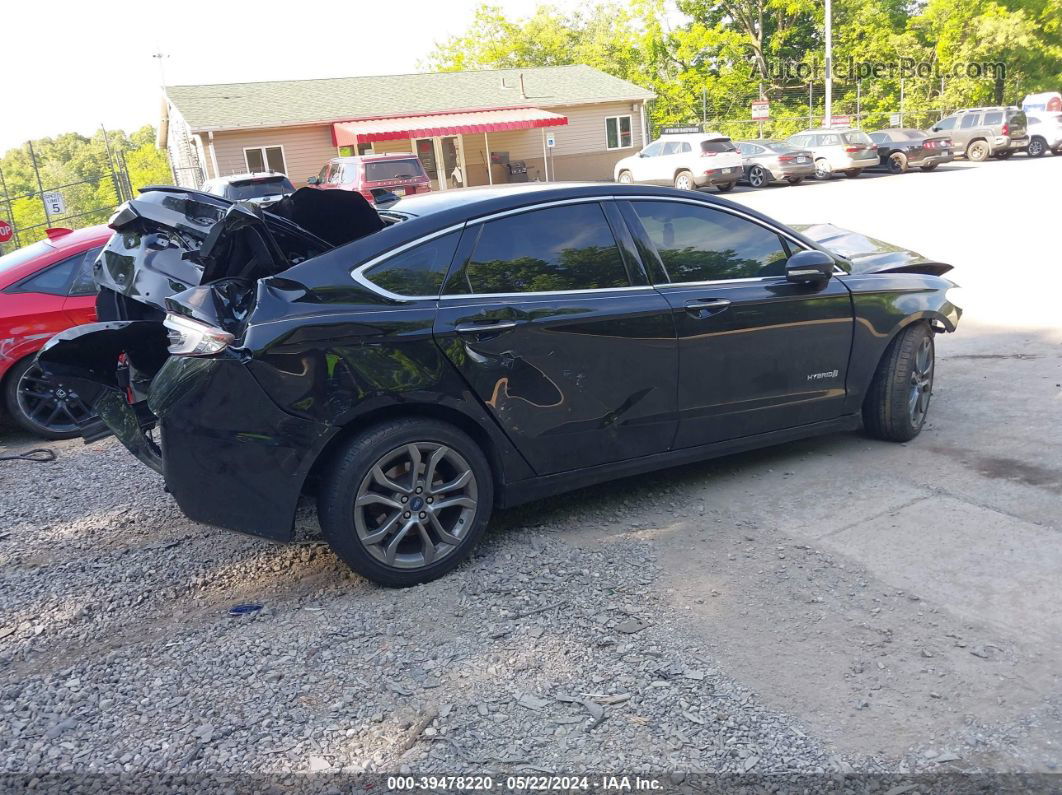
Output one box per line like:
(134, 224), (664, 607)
(163, 313), (234, 356)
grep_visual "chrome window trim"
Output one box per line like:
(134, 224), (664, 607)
(440, 285), (657, 302)
(350, 222), (466, 302)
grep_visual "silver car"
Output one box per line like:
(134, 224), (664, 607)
(735, 140), (816, 187)
(1025, 112), (1062, 157)
(786, 128), (880, 179)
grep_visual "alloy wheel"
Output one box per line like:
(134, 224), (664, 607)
(814, 159), (831, 179)
(15, 363), (92, 435)
(675, 174), (693, 190)
(908, 335), (934, 427)
(618, 171), (633, 184)
(1028, 139), (1045, 157)
(749, 166), (767, 187)
(353, 441), (478, 570)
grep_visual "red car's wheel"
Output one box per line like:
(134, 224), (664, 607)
(4, 357), (92, 439)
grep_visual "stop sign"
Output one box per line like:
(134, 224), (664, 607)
(0, 220), (12, 244)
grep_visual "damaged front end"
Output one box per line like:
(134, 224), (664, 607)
(36, 186), (384, 475)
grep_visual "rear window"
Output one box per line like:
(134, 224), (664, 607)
(364, 159), (425, 182)
(701, 139), (737, 153)
(0, 240), (53, 278)
(843, 131), (872, 144)
(225, 177), (294, 200)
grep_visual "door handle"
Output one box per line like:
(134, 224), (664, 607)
(455, 320), (519, 335)
(684, 298), (731, 318)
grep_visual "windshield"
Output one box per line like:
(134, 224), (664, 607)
(225, 177), (294, 200)
(364, 159), (426, 181)
(0, 240), (53, 277)
(843, 131), (873, 144)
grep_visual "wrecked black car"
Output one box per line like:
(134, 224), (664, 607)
(40, 183), (960, 586)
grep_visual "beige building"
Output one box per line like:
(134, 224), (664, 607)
(159, 65), (655, 191)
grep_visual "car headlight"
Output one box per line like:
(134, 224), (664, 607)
(163, 313), (234, 356)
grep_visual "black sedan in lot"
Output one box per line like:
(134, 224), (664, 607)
(869, 128), (955, 173)
(40, 184), (961, 586)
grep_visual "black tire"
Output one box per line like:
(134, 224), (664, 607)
(966, 140), (989, 161)
(919, 163), (939, 172)
(1027, 137), (1046, 158)
(887, 151), (908, 174)
(786, 177), (804, 185)
(3, 356), (92, 440)
(747, 165), (769, 188)
(317, 418), (494, 587)
(673, 170), (696, 190)
(994, 151), (1013, 160)
(715, 181), (736, 193)
(845, 168), (863, 178)
(814, 159), (832, 180)
(862, 323), (935, 443)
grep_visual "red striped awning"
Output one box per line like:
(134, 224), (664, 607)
(332, 108), (568, 145)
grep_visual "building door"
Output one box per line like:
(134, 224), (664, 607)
(414, 136), (466, 191)
(440, 137), (461, 188)
(414, 139), (439, 189)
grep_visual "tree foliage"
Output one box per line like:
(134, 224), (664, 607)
(0, 126), (171, 253)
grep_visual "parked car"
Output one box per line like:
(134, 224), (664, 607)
(785, 128), (879, 179)
(867, 128), (955, 173)
(613, 133), (744, 192)
(308, 154), (432, 204)
(0, 226), (109, 438)
(734, 140), (815, 186)
(1021, 92), (1062, 114)
(201, 173), (295, 206)
(40, 183), (961, 586)
(1024, 112), (1062, 157)
(927, 107), (1028, 161)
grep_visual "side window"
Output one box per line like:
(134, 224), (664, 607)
(662, 141), (683, 155)
(69, 246), (103, 296)
(362, 231), (460, 297)
(819, 134), (840, 146)
(317, 164), (331, 183)
(869, 132), (886, 143)
(12, 252), (83, 295)
(641, 142), (664, 157)
(983, 111), (1003, 125)
(449, 203), (629, 295)
(934, 116), (956, 131)
(789, 135), (809, 147)
(960, 114), (980, 129)
(631, 201), (791, 282)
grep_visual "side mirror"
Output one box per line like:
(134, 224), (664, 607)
(307, 176), (320, 185)
(785, 250), (835, 286)
(637, 152), (646, 158)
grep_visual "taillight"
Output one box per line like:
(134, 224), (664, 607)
(700, 150), (718, 157)
(1001, 122), (1009, 136)
(164, 313), (233, 357)
(845, 146), (863, 153)
(924, 140), (935, 149)
(779, 154), (794, 162)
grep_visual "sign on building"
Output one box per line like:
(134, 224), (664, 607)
(660, 125), (702, 135)
(43, 191), (66, 216)
(751, 100), (770, 120)
(546, 132), (556, 148)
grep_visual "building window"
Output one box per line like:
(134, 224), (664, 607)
(244, 146), (286, 174)
(605, 116), (633, 150)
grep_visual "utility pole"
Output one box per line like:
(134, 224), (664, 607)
(824, 0), (833, 127)
(900, 78), (905, 126)
(856, 80), (861, 127)
(809, 82), (814, 126)
(702, 86), (707, 125)
(28, 141), (51, 227)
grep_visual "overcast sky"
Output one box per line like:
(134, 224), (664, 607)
(0, 0), (579, 153)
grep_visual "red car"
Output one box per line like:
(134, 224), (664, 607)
(1, 225), (110, 438)
(307, 153), (432, 204)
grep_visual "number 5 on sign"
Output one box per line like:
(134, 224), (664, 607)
(43, 191), (66, 215)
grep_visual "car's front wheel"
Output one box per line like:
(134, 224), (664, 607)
(318, 418), (493, 587)
(3, 357), (93, 440)
(862, 322), (935, 443)
(617, 170), (634, 183)
(966, 140), (989, 161)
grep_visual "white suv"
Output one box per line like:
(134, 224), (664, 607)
(1025, 112), (1062, 157)
(613, 133), (744, 192)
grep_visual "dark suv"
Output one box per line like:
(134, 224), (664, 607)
(41, 185), (960, 586)
(928, 107), (1029, 161)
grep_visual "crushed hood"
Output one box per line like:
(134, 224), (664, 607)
(793, 223), (954, 276)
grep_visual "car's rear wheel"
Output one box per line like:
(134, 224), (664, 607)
(994, 151), (1013, 160)
(919, 163), (939, 172)
(318, 418), (493, 587)
(715, 181), (736, 193)
(748, 165), (769, 187)
(966, 140), (989, 161)
(617, 170), (634, 183)
(862, 322), (935, 443)
(844, 168), (862, 178)
(887, 152), (908, 174)
(1027, 137), (1046, 157)
(814, 159), (832, 180)
(3, 357), (92, 440)
(674, 170), (696, 190)
(786, 177), (804, 185)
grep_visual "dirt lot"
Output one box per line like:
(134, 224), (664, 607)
(1, 155), (1059, 781)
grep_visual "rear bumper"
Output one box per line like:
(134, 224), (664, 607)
(695, 166), (742, 186)
(149, 356), (333, 541)
(770, 162), (816, 179)
(918, 153), (955, 167)
(993, 136), (1029, 152)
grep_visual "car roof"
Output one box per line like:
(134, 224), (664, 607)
(330, 153), (420, 163)
(955, 106), (1020, 112)
(209, 172), (290, 185)
(792, 128), (860, 134)
(657, 132), (730, 141)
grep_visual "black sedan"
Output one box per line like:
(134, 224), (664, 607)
(40, 184), (961, 586)
(869, 128), (955, 173)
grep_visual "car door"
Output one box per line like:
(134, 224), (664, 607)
(657, 141), (685, 184)
(956, 112), (981, 149)
(433, 200), (678, 475)
(619, 198), (854, 447)
(631, 141), (664, 182)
